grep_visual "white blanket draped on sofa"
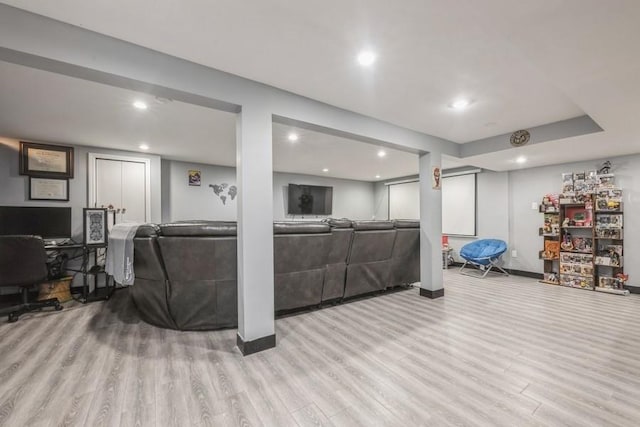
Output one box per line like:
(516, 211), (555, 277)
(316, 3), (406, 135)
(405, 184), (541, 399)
(105, 223), (141, 286)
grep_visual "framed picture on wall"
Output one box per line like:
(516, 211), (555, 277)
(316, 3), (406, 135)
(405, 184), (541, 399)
(83, 208), (108, 247)
(19, 141), (74, 178)
(188, 169), (201, 186)
(432, 166), (442, 190)
(28, 177), (69, 201)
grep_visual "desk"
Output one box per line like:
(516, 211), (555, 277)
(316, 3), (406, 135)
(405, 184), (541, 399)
(44, 243), (114, 303)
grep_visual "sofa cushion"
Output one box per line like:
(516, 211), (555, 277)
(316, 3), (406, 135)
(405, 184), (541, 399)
(273, 222), (330, 234)
(393, 219), (419, 229)
(324, 218), (353, 228)
(351, 220), (394, 231)
(135, 224), (160, 237)
(159, 221), (237, 236)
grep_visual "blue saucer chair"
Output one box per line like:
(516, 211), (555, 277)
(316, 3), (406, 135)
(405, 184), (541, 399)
(459, 239), (509, 278)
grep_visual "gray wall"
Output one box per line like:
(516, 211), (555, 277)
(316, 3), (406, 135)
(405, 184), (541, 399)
(163, 160), (236, 222)
(0, 136), (162, 237)
(373, 181), (389, 220)
(163, 160), (377, 222)
(372, 174), (421, 221)
(374, 171), (510, 266)
(0, 136), (162, 294)
(507, 154), (640, 286)
(447, 171), (510, 264)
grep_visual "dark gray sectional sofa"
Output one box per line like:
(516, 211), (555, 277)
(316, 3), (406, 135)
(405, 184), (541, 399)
(131, 219), (419, 330)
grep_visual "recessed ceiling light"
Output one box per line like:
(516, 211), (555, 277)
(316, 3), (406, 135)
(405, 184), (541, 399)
(139, 143), (149, 150)
(377, 150), (386, 158)
(133, 100), (148, 110)
(375, 175), (381, 179)
(322, 168), (329, 173)
(516, 156), (527, 164)
(288, 133), (299, 142)
(357, 50), (376, 67)
(451, 99), (470, 110)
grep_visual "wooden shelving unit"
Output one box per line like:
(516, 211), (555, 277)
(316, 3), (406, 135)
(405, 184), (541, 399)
(539, 172), (628, 295)
(593, 188), (626, 295)
(559, 202), (595, 290)
(539, 199), (561, 285)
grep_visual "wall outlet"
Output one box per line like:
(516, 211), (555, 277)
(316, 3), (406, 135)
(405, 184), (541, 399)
(531, 202), (538, 210)
(511, 250), (518, 258)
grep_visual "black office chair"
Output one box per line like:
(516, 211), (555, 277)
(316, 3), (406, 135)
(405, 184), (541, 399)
(0, 235), (63, 322)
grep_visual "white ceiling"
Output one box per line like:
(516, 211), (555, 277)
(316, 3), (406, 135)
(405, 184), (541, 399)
(0, 61), (420, 181)
(0, 61), (237, 167)
(3, 0), (640, 172)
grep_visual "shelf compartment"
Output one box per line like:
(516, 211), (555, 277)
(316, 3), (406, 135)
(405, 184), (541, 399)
(559, 273), (594, 288)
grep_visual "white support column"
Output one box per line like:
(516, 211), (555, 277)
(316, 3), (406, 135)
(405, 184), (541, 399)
(419, 151), (444, 298)
(236, 104), (276, 355)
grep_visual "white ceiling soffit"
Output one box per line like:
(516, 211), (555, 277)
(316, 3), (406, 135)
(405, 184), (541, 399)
(461, 115), (602, 158)
(272, 124), (418, 181)
(1, 0), (587, 143)
(3, 1), (640, 171)
(0, 60), (238, 167)
(0, 60), (419, 181)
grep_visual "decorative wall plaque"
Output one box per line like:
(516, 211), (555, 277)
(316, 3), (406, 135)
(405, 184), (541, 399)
(510, 130), (531, 147)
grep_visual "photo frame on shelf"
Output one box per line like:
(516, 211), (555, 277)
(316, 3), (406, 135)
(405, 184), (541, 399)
(19, 141), (74, 178)
(28, 177), (69, 201)
(106, 209), (116, 232)
(83, 208), (108, 247)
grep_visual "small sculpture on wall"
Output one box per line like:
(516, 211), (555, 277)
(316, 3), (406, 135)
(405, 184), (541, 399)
(209, 183), (238, 205)
(598, 160), (612, 175)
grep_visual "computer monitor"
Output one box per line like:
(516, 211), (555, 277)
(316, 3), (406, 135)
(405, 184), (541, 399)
(0, 206), (72, 239)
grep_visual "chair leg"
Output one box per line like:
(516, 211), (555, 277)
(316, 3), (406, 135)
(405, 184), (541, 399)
(458, 261), (469, 273)
(460, 258), (509, 279)
(7, 288), (62, 323)
(482, 260), (509, 278)
(459, 261), (486, 278)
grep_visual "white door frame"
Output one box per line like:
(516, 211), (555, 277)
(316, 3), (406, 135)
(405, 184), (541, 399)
(87, 152), (152, 222)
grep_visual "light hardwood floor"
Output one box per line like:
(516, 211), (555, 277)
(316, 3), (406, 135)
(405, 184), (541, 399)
(1, 271), (640, 426)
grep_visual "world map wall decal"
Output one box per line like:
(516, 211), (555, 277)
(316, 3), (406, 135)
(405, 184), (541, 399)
(209, 183), (237, 205)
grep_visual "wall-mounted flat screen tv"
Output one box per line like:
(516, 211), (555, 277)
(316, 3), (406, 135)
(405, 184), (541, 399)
(287, 184), (333, 215)
(0, 206), (72, 239)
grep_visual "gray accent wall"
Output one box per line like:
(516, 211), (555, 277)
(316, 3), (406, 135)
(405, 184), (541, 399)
(0, 136), (162, 239)
(507, 154), (640, 288)
(445, 171), (510, 265)
(163, 160), (377, 222)
(373, 181), (389, 220)
(0, 136), (162, 294)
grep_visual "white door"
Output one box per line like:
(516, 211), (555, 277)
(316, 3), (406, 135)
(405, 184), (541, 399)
(121, 161), (146, 222)
(90, 154), (151, 224)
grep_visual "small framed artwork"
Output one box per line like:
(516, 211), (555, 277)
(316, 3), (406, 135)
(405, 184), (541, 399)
(20, 141), (74, 178)
(83, 208), (108, 247)
(106, 209), (116, 232)
(188, 169), (201, 186)
(29, 177), (69, 201)
(432, 166), (442, 190)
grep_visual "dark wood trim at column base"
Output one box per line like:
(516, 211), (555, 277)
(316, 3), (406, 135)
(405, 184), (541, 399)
(237, 333), (276, 356)
(419, 288), (445, 299)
